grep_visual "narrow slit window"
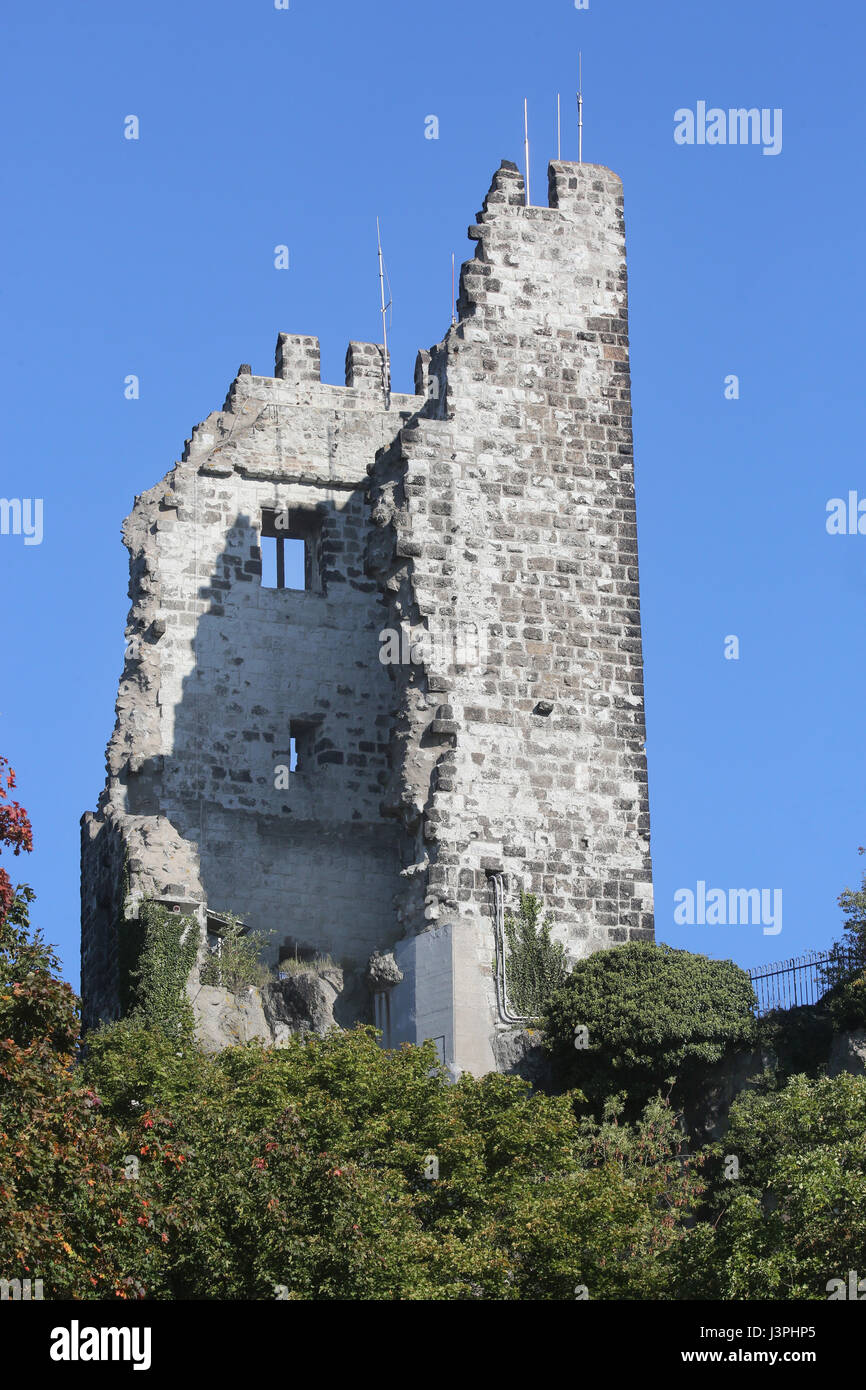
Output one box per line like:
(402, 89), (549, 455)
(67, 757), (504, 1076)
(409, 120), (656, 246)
(261, 509), (322, 591)
(288, 720), (317, 774)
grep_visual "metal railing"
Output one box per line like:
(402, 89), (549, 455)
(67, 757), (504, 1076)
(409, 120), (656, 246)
(748, 948), (860, 1016)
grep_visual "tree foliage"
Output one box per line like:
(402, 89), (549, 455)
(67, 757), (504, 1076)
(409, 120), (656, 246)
(0, 770), (146, 1299)
(543, 941), (757, 1115)
(0, 757), (32, 925)
(683, 1072), (866, 1299)
(80, 1025), (701, 1300)
(821, 849), (866, 1030)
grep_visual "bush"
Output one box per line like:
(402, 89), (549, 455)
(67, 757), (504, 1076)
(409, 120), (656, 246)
(80, 1025), (701, 1300)
(755, 1002), (834, 1083)
(543, 941), (757, 1115)
(825, 970), (866, 1030)
(200, 913), (271, 992)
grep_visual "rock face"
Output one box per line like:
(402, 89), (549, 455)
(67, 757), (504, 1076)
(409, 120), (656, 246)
(81, 159), (654, 1075)
(491, 1029), (553, 1092)
(681, 1031), (866, 1143)
(682, 1049), (776, 1146)
(828, 1029), (866, 1078)
(191, 985), (272, 1054)
(261, 968), (344, 1043)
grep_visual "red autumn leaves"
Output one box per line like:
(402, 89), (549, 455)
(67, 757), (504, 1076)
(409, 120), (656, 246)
(0, 757), (33, 923)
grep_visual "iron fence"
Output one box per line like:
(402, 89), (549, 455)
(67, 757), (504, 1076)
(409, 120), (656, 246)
(748, 948), (860, 1016)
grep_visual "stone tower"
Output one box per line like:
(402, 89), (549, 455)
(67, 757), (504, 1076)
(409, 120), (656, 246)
(81, 159), (654, 1075)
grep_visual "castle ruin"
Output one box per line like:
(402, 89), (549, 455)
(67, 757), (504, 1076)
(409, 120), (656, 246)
(80, 158), (654, 1076)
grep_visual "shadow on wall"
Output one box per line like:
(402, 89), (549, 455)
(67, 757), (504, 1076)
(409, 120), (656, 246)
(136, 506), (411, 1023)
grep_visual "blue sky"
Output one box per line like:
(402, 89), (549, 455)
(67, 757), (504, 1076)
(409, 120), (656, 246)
(1, 0), (864, 989)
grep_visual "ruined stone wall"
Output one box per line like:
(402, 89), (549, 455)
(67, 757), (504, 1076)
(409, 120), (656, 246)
(82, 337), (421, 1028)
(368, 161), (654, 1072)
(82, 160), (654, 1074)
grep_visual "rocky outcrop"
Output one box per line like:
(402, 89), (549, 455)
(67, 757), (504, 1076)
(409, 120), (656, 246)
(491, 1028), (553, 1092)
(828, 1029), (866, 1078)
(261, 967), (344, 1043)
(192, 985), (272, 1053)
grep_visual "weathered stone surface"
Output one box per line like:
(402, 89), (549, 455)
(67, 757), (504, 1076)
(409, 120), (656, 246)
(81, 160), (655, 1077)
(681, 1049), (777, 1146)
(261, 968), (344, 1042)
(192, 985), (271, 1053)
(366, 951), (403, 990)
(490, 1029), (553, 1091)
(828, 1029), (866, 1078)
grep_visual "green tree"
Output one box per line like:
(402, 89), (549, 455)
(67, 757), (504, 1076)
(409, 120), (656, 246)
(543, 941), (757, 1116)
(0, 764), (156, 1300)
(821, 849), (866, 1030)
(83, 1023), (701, 1300)
(683, 1072), (866, 1300)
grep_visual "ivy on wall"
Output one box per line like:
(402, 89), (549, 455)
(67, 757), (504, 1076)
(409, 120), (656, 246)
(503, 891), (568, 1018)
(128, 901), (200, 1037)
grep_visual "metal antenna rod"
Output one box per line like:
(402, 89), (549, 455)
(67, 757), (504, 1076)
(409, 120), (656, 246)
(376, 216), (391, 408)
(577, 51), (584, 164)
(523, 97), (531, 206)
(556, 92), (561, 160)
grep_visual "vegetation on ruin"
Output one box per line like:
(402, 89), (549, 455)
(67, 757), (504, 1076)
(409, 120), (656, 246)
(199, 912), (272, 993)
(5, 759), (866, 1301)
(130, 902), (200, 1038)
(277, 953), (337, 977)
(502, 890), (568, 1019)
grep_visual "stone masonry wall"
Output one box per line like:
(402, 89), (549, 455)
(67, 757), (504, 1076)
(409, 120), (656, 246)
(367, 161), (654, 1071)
(82, 160), (654, 1073)
(82, 341), (420, 1027)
